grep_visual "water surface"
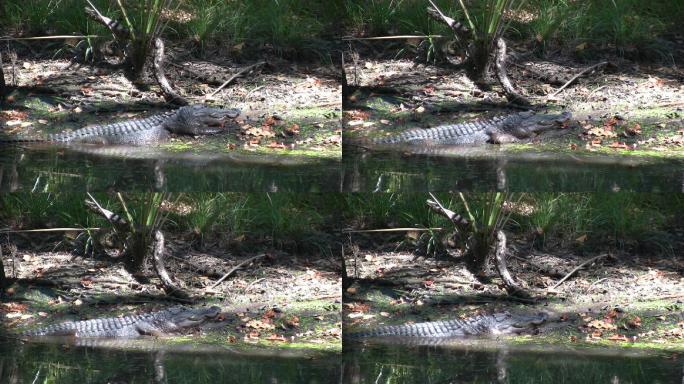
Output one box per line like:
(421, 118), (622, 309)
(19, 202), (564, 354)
(343, 342), (683, 383)
(344, 149), (684, 192)
(0, 339), (340, 383)
(0, 145), (342, 192)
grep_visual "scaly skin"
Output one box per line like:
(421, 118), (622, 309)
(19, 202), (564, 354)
(347, 312), (547, 339)
(22, 306), (221, 338)
(2, 105), (240, 146)
(372, 111), (572, 146)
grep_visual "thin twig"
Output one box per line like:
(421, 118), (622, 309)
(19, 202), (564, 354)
(207, 254), (266, 290)
(551, 61), (608, 97)
(341, 228), (445, 233)
(0, 228), (97, 233)
(207, 61), (266, 98)
(550, 253), (608, 290)
(341, 35), (445, 41)
(0, 35), (103, 41)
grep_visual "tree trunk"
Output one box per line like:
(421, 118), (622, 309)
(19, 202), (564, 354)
(466, 232), (491, 275)
(466, 41), (491, 86)
(0, 52), (6, 104)
(0, 245), (6, 288)
(126, 231), (150, 274)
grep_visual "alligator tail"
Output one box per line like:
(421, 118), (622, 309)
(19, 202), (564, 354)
(0, 137), (46, 144)
(23, 321), (77, 337)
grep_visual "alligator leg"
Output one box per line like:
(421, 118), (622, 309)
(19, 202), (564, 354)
(489, 132), (519, 144)
(134, 322), (166, 337)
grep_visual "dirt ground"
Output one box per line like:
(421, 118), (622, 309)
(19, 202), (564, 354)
(344, 43), (684, 157)
(0, 233), (342, 351)
(1, 51), (341, 158)
(343, 231), (684, 350)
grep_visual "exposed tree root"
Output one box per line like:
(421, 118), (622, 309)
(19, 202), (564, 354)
(494, 38), (530, 106)
(153, 38), (188, 106)
(152, 230), (189, 299)
(493, 230), (529, 298)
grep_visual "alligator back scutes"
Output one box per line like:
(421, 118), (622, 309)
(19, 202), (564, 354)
(21, 306), (218, 338)
(22, 311), (159, 337)
(351, 315), (493, 338)
(348, 312), (547, 339)
(372, 115), (508, 145)
(47, 112), (175, 143)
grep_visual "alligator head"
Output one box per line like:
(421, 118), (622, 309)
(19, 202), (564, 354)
(167, 305), (222, 327)
(165, 104), (241, 136)
(490, 311), (548, 335)
(503, 111), (573, 139)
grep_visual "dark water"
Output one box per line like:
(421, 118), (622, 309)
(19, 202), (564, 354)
(5, 144), (684, 192)
(344, 150), (684, 192)
(0, 340), (340, 383)
(0, 145), (342, 192)
(343, 342), (684, 384)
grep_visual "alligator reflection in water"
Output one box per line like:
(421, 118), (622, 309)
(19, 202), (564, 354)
(343, 343), (683, 384)
(344, 149), (684, 192)
(0, 145), (342, 192)
(0, 340), (340, 383)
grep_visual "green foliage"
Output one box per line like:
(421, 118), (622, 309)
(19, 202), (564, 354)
(522, 0), (572, 48)
(345, 0), (405, 36)
(344, 0), (459, 36)
(511, 193), (676, 253)
(514, 193), (594, 247)
(0, 0), (340, 60)
(252, 193), (324, 246)
(172, 0), (249, 51)
(0, 193), (682, 257)
(1, 0), (112, 35)
(343, 193), (400, 229)
(340, 0), (683, 59)
(110, 0), (178, 76)
(518, 0), (681, 57)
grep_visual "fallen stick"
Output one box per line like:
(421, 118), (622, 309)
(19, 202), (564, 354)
(550, 253), (608, 290)
(207, 61), (266, 98)
(551, 61), (608, 97)
(207, 254), (266, 290)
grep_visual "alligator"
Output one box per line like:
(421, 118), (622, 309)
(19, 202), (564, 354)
(347, 311), (547, 340)
(370, 111), (572, 146)
(1, 104), (240, 146)
(22, 306), (221, 338)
